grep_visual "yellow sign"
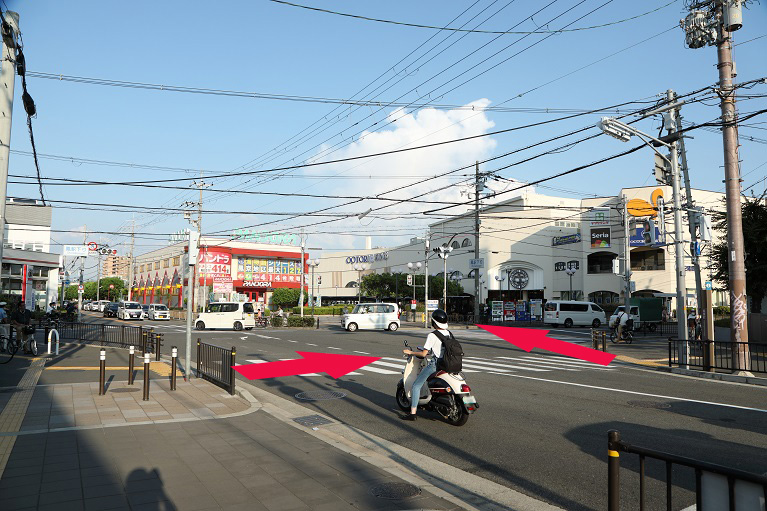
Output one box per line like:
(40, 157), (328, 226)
(627, 188), (663, 217)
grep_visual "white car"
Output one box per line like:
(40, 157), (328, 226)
(148, 303), (170, 320)
(195, 302), (255, 331)
(117, 301), (144, 320)
(608, 306), (640, 328)
(342, 303), (400, 332)
(544, 300), (606, 328)
(83, 302), (92, 311)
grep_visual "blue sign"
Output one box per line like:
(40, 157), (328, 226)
(705, 281), (712, 291)
(552, 233), (581, 246)
(630, 226), (662, 246)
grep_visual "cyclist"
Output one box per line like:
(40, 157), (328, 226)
(10, 301), (34, 353)
(614, 309), (629, 340)
(687, 309), (698, 340)
(0, 302), (8, 349)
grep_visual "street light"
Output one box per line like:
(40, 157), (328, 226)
(407, 262), (421, 320)
(307, 259), (320, 316)
(565, 268), (576, 300)
(434, 244), (454, 309)
(352, 263), (369, 303)
(494, 274), (504, 301)
(597, 115), (687, 345)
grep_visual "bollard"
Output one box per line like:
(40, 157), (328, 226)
(45, 326), (50, 352)
(99, 349), (106, 396)
(128, 346), (135, 385)
(591, 328), (596, 349)
(196, 339), (201, 381)
(316, 317), (319, 329)
(171, 346), (178, 391)
(155, 333), (163, 361)
(142, 352), (150, 401)
(601, 331), (607, 352)
(142, 331), (148, 355)
(228, 346), (236, 396)
(607, 430), (621, 511)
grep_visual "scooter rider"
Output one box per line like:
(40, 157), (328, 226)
(401, 309), (449, 422)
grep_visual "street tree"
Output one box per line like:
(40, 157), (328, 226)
(271, 288), (305, 309)
(711, 192), (767, 312)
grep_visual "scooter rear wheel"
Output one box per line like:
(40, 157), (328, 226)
(445, 402), (469, 427)
(395, 384), (410, 412)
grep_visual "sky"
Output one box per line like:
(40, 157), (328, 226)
(4, 0), (767, 278)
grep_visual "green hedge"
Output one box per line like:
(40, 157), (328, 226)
(714, 317), (731, 327)
(290, 305), (349, 315)
(713, 306), (730, 316)
(270, 316), (284, 327)
(287, 316), (316, 327)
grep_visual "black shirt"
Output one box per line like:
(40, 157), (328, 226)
(11, 308), (32, 325)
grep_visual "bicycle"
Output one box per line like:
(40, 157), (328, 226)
(609, 322), (634, 344)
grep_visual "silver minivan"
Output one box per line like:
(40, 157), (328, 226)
(544, 300), (606, 328)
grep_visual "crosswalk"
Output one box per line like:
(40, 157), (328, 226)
(238, 354), (616, 378)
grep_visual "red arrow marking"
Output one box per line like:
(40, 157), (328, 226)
(232, 351), (382, 380)
(477, 325), (616, 366)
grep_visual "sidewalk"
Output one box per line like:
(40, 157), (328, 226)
(0, 347), (467, 511)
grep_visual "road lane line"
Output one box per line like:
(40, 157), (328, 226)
(353, 351), (370, 355)
(287, 340), (297, 343)
(464, 357), (578, 372)
(371, 361), (407, 369)
(493, 373), (767, 413)
(327, 347), (341, 350)
(255, 334), (279, 340)
(307, 343), (317, 346)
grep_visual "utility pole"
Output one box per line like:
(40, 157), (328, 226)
(127, 220), (135, 301)
(0, 11), (19, 294)
(184, 224), (199, 380)
(671, 94), (706, 339)
(78, 226), (86, 320)
(96, 236), (102, 302)
(473, 161), (481, 321)
(622, 196), (632, 308)
(682, 0), (750, 372)
(299, 233), (305, 317)
(424, 237), (429, 328)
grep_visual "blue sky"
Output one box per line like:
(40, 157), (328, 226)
(6, 0), (767, 275)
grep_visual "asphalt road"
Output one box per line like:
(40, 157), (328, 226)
(81, 314), (767, 510)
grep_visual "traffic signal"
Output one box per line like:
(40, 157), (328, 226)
(642, 218), (657, 246)
(317, 276), (322, 285)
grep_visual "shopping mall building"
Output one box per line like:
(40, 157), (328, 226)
(314, 185), (730, 316)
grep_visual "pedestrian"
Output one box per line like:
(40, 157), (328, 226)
(0, 302), (8, 342)
(10, 301), (33, 353)
(687, 309), (698, 340)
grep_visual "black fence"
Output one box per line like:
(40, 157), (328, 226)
(669, 339), (767, 374)
(197, 340), (236, 395)
(37, 320), (162, 360)
(608, 430), (767, 510)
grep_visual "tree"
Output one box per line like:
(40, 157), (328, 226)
(271, 288), (305, 309)
(711, 192), (767, 313)
(359, 272), (463, 302)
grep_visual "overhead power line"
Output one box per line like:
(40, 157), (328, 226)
(269, 0), (677, 34)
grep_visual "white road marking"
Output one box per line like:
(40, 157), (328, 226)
(371, 361), (408, 369)
(493, 373), (767, 413)
(327, 347), (341, 350)
(353, 350), (370, 355)
(307, 343), (317, 346)
(287, 340), (297, 343)
(240, 336), (248, 340)
(461, 360), (549, 373)
(516, 355), (615, 370)
(358, 365), (400, 375)
(255, 334), (279, 340)
(546, 329), (592, 336)
(464, 357), (578, 372)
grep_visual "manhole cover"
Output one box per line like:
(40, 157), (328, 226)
(369, 482), (421, 500)
(110, 388), (141, 393)
(293, 415), (333, 427)
(627, 400), (671, 409)
(294, 390), (346, 401)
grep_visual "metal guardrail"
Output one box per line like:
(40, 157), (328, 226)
(608, 430), (767, 510)
(38, 320), (162, 360)
(669, 339), (767, 374)
(196, 340), (236, 395)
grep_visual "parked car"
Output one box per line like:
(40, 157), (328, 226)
(118, 301), (144, 320)
(96, 300), (110, 312)
(608, 305), (640, 328)
(148, 303), (170, 321)
(141, 304), (149, 320)
(342, 303), (400, 332)
(544, 300), (606, 328)
(195, 302), (255, 331)
(82, 301), (91, 311)
(103, 302), (119, 317)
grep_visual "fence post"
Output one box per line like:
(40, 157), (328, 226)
(155, 333), (162, 361)
(196, 339), (201, 381)
(171, 346), (177, 391)
(591, 328), (595, 349)
(121, 325), (125, 345)
(100, 323), (105, 346)
(229, 346), (236, 396)
(607, 430), (620, 511)
(128, 346), (135, 385)
(601, 331), (606, 352)
(98, 349), (106, 396)
(668, 339), (673, 367)
(142, 352), (150, 401)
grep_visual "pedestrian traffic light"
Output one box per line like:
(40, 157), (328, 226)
(642, 219), (657, 246)
(317, 276), (322, 285)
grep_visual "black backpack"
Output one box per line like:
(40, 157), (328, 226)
(432, 330), (464, 373)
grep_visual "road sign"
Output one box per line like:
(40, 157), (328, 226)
(406, 274), (413, 286)
(87, 241), (98, 251)
(63, 245), (89, 257)
(426, 299), (439, 311)
(469, 258), (484, 269)
(78, 284), (84, 292)
(705, 281), (712, 290)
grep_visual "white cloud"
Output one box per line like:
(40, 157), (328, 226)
(306, 99), (502, 248)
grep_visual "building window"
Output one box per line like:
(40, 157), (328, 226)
(164, 259), (170, 268)
(631, 248), (665, 271)
(154, 262), (160, 270)
(461, 238), (472, 247)
(555, 220), (579, 228)
(589, 291), (619, 304)
(139, 264), (144, 273)
(587, 252), (617, 274)
(450, 241), (460, 249)
(173, 256), (180, 266)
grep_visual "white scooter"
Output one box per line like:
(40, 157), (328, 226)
(395, 339), (478, 426)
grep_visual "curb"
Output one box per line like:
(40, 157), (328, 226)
(237, 380), (562, 511)
(655, 366), (767, 387)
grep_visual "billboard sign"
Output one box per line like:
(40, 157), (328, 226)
(590, 228), (611, 249)
(552, 233), (581, 246)
(589, 208), (610, 226)
(63, 245), (89, 257)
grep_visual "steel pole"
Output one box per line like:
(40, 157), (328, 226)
(716, 11), (750, 372)
(474, 161), (481, 320)
(300, 239), (305, 317)
(424, 238), (429, 328)
(443, 254), (447, 310)
(0, 12), (19, 294)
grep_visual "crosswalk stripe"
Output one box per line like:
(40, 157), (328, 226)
(241, 358), (362, 376)
(461, 360), (549, 372)
(379, 357), (484, 372)
(502, 355), (613, 370)
(464, 357), (577, 372)
(358, 365), (400, 375)
(371, 361), (407, 369)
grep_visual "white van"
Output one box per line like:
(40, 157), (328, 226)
(544, 300), (606, 328)
(148, 303), (170, 321)
(118, 301), (144, 321)
(342, 303), (400, 332)
(195, 302), (255, 331)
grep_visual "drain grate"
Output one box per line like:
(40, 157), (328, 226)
(110, 388), (141, 393)
(627, 400), (671, 410)
(293, 415), (333, 427)
(369, 482), (422, 500)
(295, 390), (346, 401)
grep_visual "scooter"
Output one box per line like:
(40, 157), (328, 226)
(395, 339), (478, 426)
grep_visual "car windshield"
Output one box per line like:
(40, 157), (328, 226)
(124, 303), (141, 309)
(154, 305), (168, 311)
(142, 305), (149, 310)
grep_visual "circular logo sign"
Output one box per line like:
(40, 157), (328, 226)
(87, 242), (98, 251)
(509, 269), (529, 289)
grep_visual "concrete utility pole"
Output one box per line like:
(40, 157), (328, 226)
(473, 161), (481, 320)
(185, 228), (199, 379)
(622, 196), (632, 307)
(78, 226), (86, 320)
(671, 94), (706, 339)
(299, 233), (305, 317)
(424, 237), (429, 328)
(127, 220), (135, 301)
(0, 11), (19, 293)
